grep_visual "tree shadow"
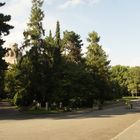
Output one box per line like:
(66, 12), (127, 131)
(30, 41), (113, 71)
(0, 101), (140, 121)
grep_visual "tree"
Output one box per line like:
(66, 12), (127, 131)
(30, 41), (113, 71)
(110, 65), (129, 97)
(63, 31), (83, 63)
(86, 31), (110, 107)
(55, 21), (61, 48)
(0, 2), (13, 98)
(127, 67), (140, 96)
(4, 64), (18, 98)
(56, 30), (84, 107)
(14, 0), (50, 106)
(45, 30), (54, 46)
(23, 0), (45, 48)
(49, 21), (62, 103)
(53, 21), (62, 68)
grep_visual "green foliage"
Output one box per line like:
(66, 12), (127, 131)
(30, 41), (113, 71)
(23, 0), (44, 47)
(3, 1), (140, 110)
(86, 31), (110, 105)
(53, 21), (62, 68)
(4, 64), (18, 98)
(63, 30), (83, 63)
(110, 66), (140, 97)
(110, 65), (130, 97)
(13, 87), (33, 106)
(55, 21), (61, 48)
(12, 56), (32, 106)
(0, 2), (13, 98)
(127, 67), (140, 96)
(15, 0), (51, 106)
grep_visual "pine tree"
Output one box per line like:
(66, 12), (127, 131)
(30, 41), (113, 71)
(23, 0), (45, 48)
(49, 21), (62, 103)
(55, 21), (61, 48)
(63, 31), (83, 63)
(48, 30), (53, 43)
(86, 31), (110, 107)
(0, 2), (13, 98)
(53, 21), (62, 68)
(14, 0), (50, 106)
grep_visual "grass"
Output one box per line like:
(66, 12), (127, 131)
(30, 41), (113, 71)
(123, 96), (140, 101)
(26, 108), (64, 115)
(0, 98), (13, 102)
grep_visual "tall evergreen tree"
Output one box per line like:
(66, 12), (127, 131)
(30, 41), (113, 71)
(45, 30), (55, 65)
(23, 0), (45, 48)
(59, 31), (84, 107)
(48, 21), (62, 104)
(0, 2), (13, 98)
(48, 30), (54, 45)
(86, 31), (110, 107)
(63, 31), (83, 63)
(14, 0), (51, 106)
(53, 21), (61, 67)
(55, 21), (61, 48)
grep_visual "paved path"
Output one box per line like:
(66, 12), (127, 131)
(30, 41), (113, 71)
(0, 101), (140, 140)
(112, 120), (140, 140)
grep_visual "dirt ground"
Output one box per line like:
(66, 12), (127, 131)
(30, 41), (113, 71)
(0, 101), (140, 140)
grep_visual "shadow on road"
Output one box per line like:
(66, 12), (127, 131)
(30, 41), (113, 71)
(0, 101), (140, 121)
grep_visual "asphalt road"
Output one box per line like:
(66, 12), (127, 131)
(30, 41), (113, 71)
(0, 101), (140, 140)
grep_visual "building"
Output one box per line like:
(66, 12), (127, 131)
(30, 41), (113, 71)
(4, 43), (20, 65)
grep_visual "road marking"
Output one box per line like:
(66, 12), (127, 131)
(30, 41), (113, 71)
(111, 120), (140, 140)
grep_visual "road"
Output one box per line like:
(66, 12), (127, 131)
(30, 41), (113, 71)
(0, 101), (140, 140)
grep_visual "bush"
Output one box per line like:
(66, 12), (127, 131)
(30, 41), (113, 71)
(13, 89), (32, 106)
(13, 92), (22, 106)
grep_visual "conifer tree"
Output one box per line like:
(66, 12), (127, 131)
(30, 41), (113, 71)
(86, 31), (110, 107)
(14, 0), (50, 106)
(48, 30), (53, 43)
(63, 31), (83, 63)
(0, 2), (13, 98)
(53, 21), (62, 68)
(55, 21), (61, 48)
(23, 0), (45, 48)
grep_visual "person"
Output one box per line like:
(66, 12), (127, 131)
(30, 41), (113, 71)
(130, 102), (133, 109)
(125, 100), (133, 109)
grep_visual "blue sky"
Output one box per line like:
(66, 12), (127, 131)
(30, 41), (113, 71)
(1, 0), (140, 66)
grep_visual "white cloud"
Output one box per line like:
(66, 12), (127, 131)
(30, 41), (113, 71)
(59, 0), (82, 9)
(86, 0), (100, 4)
(1, 0), (31, 17)
(47, 0), (57, 5)
(3, 20), (27, 47)
(59, 0), (100, 9)
(2, 0), (57, 47)
(1, 0), (31, 47)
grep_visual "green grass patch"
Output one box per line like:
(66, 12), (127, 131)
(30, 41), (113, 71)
(123, 96), (140, 100)
(26, 108), (63, 115)
(0, 98), (13, 102)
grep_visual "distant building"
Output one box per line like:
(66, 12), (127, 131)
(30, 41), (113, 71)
(4, 43), (21, 65)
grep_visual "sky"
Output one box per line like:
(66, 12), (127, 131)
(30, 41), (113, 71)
(1, 0), (140, 66)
